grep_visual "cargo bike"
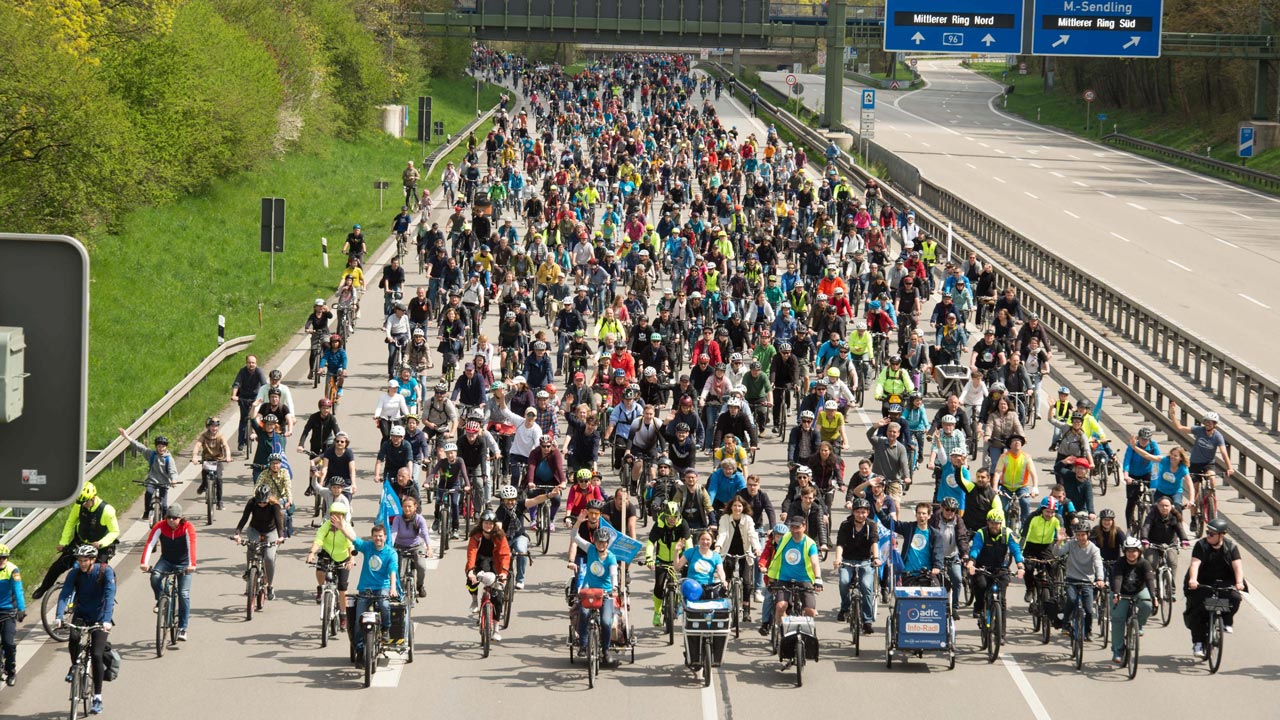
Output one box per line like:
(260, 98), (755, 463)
(884, 584), (956, 669)
(679, 580), (731, 687)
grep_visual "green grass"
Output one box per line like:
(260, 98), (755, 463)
(965, 61), (1280, 183)
(10, 75), (502, 599)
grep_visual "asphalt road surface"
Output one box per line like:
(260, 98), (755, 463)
(6, 81), (1280, 720)
(759, 61), (1280, 379)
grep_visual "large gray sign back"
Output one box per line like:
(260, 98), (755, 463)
(474, 0), (769, 47)
(0, 234), (88, 506)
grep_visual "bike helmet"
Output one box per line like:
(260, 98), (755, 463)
(74, 545), (99, 559)
(534, 341), (547, 351)
(595, 528), (615, 544)
(989, 383), (1007, 393)
(536, 390), (550, 399)
(585, 499), (607, 512)
(772, 523), (788, 535)
(576, 469), (594, 481)
(624, 388), (638, 399)
(154, 435), (170, 446)
(661, 501), (680, 520)
(268, 387), (281, 397)
(657, 456), (673, 468)
(985, 508), (1004, 523)
(940, 497), (960, 511)
(412, 328), (424, 337)
(268, 452), (285, 463)
(1057, 386), (1070, 394)
(1122, 536), (1142, 551)
(479, 510), (497, 523)
(1040, 497), (1057, 510)
(826, 367), (841, 378)
(1205, 518), (1229, 534)
(318, 398), (333, 409)
(855, 320), (868, 331)
(940, 414), (957, 425)
(850, 498), (871, 511)
(329, 500), (350, 516)
(644, 367), (657, 377)
(800, 410), (815, 420)
(823, 400), (837, 410)
(468, 408), (485, 421)
(1074, 521), (1093, 534)
(1202, 412), (1221, 424)
(390, 425), (406, 437)
(443, 442), (458, 452)
(730, 353), (742, 362)
(1099, 508), (1116, 520)
(779, 342), (792, 352)
(77, 482), (98, 503)
(0, 544), (9, 557)
(270, 369), (283, 381)
(1137, 428), (1153, 439)
(327, 476), (348, 487)
(795, 465), (812, 476)
(435, 382), (448, 393)
(613, 368), (627, 378)
(262, 414), (279, 425)
(1071, 412), (1085, 423)
(674, 423), (691, 434)
(750, 360), (762, 370)
(254, 484), (272, 502)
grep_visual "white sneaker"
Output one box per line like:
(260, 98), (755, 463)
(1224, 625), (1233, 634)
(1193, 642), (1205, 657)
(754, 590), (764, 603)
(469, 598), (479, 614)
(515, 581), (525, 590)
(491, 630), (502, 642)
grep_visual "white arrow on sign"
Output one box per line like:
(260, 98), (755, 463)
(911, 32), (925, 45)
(981, 33), (996, 47)
(1122, 36), (1141, 49)
(1051, 35), (1069, 48)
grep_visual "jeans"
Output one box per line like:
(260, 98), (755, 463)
(943, 556), (964, 609)
(149, 559), (192, 630)
(703, 404), (723, 449)
(1000, 486), (1032, 533)
(985, 444), (1005, 475)
(143, 482), (171, 518)
(387, 332), (409, 379)
(760, 585), (776, 625)
(577, 596), (616, 654)
(397, 540), (429, 590)
(236, 399), (255, 447)
(246, 528), (279, 587)
(355, 592), (391, 652)
(1064, 582), (1096, 636)
(1110, 589), (1153, 655)
(839, 561), (876, 624)
(511, 534), (530, 583)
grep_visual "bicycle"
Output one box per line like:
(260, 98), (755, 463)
(41, 575), (77, 642)
(240, 537), (271, 621)
(1065, 580), (1094, 671)
(972, 567), (1007, 663)
(301, 450), (324, 520)
(656, 561), (679, 646)
(475, 571), (503, 659)
(772, 580), (819, 687)
(65, 623), (103, 720)
(1091, 441), (1121, 497)
(1010, 390), (1035, 429)
(433, 487), (461, 558)
(574, 587), (607, 688)
(335, 301), (356, 345)
(309, 332), (324, 389)
(841, 560), (871, 657)
(199, 460), (221, 526)
(1149, 543), (1179, 626)
(150, 569), (181, 657)
(1192, 472), (1219, 537)
(503, 546), (528, 629)
(1130, 478), (1153, 535)
(997, 487), (1024, 541)
(1024, 557), (1062, 644)
(724, 553), (753, 639)
(310, 559), (341, 648)
(355, 591), (388, 688)
(1115, 592), (1144, 680)
(1201, 586), (1233, 673)
(133, 479), (173, 524)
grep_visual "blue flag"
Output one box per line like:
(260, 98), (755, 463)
(376, 479), (403, 528)
(269, 434), (293, 480)
(1094, 386), (1106, 419)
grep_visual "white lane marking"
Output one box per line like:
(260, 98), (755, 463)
(966, 163), (978, 169)
(1029, 163), (1042, 168)
(1041, 145), (1052, 150)
(964, 136), (975, 141)
(921, 141), (932, 147)
(1239, 293), (1272, 309)
(1215, 237), (1239, 248)
(370, 651), (408, 687)
(993, 176), (1007, 183)
(1100, 165), (1115, 171)
(1243, 586), (1280, 631)
(1136, 178), (1152, 184)
(1064, 210), (1080, 218)
(1168, 259), (1193, 272)
(979, 142), (991, 148)
(702, 677), (719, 720)
(1099, 191), (1116, 198)
(1126, 202), (1147, 210)
(994, 148), (1006, 154)
(1072, 180), (1090, 187)
(1231, 210), (1254, 220)
(1002, 656), (1053, 720)
(1111, 232), (1131, 242)
(1068, 153), (1081, 159)
(902, 132), (913, 138)
(1024, 191), (1039, 199)
(1049, 171), (1064, 178)
(1161, 216), (1184, 225)
(1180, 193), (1198, 201)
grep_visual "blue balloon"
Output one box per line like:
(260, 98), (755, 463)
(680, 579), (703, 602)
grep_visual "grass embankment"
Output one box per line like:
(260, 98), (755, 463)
(10, 76), (502, 596)
(965, 61), (1280, 183)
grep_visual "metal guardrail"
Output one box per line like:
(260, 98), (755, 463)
(2, 334), (255, 549)
(1101, 132), (1280, 192)
(425, 100), (500, 182)
(718, 69), (1280, 526)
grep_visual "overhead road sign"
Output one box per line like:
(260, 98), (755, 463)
(1031, 0), (1163, 58)
(884, 0), (1024, 54)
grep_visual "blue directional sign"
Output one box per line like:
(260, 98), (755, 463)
(883, 0), (1024, 54)
(861, 89), (876, 110)
(1031, 0), (1163, 58)
(1239, 127), (1255, 158)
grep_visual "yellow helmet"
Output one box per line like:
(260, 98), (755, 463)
(77, 482), (97, 503)
(0, 544), (10, 556)
(986, 508), (1004, 524)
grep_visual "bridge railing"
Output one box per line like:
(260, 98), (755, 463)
(1101, 132), (1280, 192)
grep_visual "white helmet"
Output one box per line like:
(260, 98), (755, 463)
(497, 485), (519, 500)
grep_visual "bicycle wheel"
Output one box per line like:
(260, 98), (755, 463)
(665, 596), (675, 646)
(502, 578), (516, 630)
(587, 619), (599, 688)
(1097, 468), (1109, 497)
(770, 619), (779, 655)
(406, 610), (415, 663)
(156, 593), (167, 657)
(962, 574), (972, 607)
(1158, 570), (1173, 626)
(167, 588), (179, 647)
(69, 665), (83, 720)
(730, 580), (741, 639)
(987, 606), (1002, 663)
(702, 637), (712, 687)
(321, 594), (332, 648)
(1072, 613), (1084, 670)
(245, 567), (258, 621)
(1202, 490), (1218, 528)
(850, 593), (861, 656)
(42, 581), (72, 642)
(205, 473), (216, 526)
(363, 628), (376, 687)
(480, 602), (493, 659)
(1208, 614), (1225, 674)
(1097, 590), (1111, 648)
(795, 637), (805, 687)
(312, 354), (322, 389)
(538, 504), (551, 555)
(1126, 614), (1140, 680)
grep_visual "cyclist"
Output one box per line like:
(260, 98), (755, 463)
(385, 301), (412, 379)
(646, 500), (691, 624)
(1126, 434), (1194, 519)
(233, 484), (285, 599)
(465, 510), (510, 641)
(304, 300), (334, 380)
(374, 380), (410, 441)
(431, 442), (469, 539)
(1021, 497), (1064, 600)
(569, 526), (621, 667)
(932, 497), (970, 615)
(1140, 496), (1189, 576)
(676, 527), (727, 600)
(390, 496), (432, 598)
(139, 503), (197, 642)
(496, 485), (547, 590)
(994, 433), (1038, 526)
(55, 546), (115, 715)
(1121, 428), (1160, 530)
(1110, 536), (1157, 665)
(230, 355), (268, 452)
(402, 161), (420, 208)
(342, 223), (366, 265)
(1184, 518), (1245, 658)
(715, 495), (762, 615)
(118, 428), (178, 520)
(306, 500), (355, 627)
(337, 518), (400, 660)
(0, 544), (24, 687)
(32, 482), (119, 601)
(966, 509), (1026, 620)
(833, 498), (879, 631)
(193, 416), (230, 507)
(766, 514), (824, 634)
(1047, 387), (1074, 451)
(1056, 520), (1105, 640)
(1166, 402), (1233, 492)
(673, 468), (715, 533)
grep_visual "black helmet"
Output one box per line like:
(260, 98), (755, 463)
(586, 499), (607, 512)
(851, 498), (871, 511)
(253, 484), (272, 502)
(940, 497), (960, 511)
(154, 435), (170, 446)
(479, 510), (497, 523)
(1206, 518), (1229, 534)
(1099, 508), (1116, 520)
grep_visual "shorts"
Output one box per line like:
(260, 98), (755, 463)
(317, 550), (351, 591)
(773, 584), (817, 611)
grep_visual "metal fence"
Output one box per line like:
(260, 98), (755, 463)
(1101, 132), (1280, 193)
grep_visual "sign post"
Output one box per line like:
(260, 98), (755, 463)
(259, 198), (286, 285)
(858, 89), (877, 158)
(1239, 126), (1256, 163)
(1083, 89), (1096, 132)
(374, 180), (390, 210)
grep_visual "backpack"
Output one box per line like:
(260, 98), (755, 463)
(103, 643), (122, 681)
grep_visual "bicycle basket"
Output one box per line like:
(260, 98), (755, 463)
(1203, 596), (1232, 612)
(579, 588), (605, 610)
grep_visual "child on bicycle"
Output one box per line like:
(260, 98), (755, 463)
(645, 501), (691, 626)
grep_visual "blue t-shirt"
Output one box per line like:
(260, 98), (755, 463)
(773, 534), (819, 583)
(353, 537), (399, 593)
(1151, 456), (1189, 500)
(902, 526), (932, 574)
(580, 546), (618, 592)
(935, 464), (970, 511)
(682, 548), (723, 585)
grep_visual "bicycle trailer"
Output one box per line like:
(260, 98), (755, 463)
(886, 586), (955, 669)
(682, 598), (730, 667)
(779, 615), (819, 662)
(935, 364), (968, 399)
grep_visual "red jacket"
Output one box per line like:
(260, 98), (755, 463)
(140, 519), (198, 568)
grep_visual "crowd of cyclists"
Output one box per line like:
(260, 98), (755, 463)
(9, 45), (1253, 708)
